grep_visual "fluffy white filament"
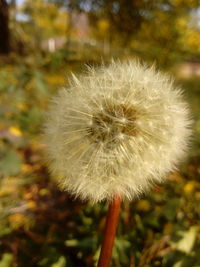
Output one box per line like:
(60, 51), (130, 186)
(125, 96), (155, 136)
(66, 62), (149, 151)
(43, 60), (192, 203)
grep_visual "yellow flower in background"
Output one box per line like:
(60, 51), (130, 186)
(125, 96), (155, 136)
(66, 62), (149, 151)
(9, 126), (23, 137)
(43, 60), (192, 203)
(8, 214), (28, 229)
(21, 164), (32, 173)
(16, 103), (27, 111)
(27, 200), (37, 210)
(183, 181), (197, 194)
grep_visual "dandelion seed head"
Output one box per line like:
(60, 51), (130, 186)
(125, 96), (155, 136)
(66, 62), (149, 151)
(43, 60), (192, 203)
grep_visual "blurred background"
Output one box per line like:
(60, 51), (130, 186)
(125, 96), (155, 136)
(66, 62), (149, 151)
(0, 0), (200, 266)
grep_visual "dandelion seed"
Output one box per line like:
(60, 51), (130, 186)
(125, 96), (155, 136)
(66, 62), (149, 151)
(43, 60), (192, 203)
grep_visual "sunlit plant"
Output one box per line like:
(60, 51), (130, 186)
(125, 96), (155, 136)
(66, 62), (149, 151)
(43, 60), (192, 266)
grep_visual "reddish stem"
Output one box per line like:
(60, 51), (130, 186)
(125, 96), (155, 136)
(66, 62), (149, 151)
(97, 195), (122, 267)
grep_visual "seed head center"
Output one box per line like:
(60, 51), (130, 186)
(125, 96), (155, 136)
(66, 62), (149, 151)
(88, 102), (138, 146)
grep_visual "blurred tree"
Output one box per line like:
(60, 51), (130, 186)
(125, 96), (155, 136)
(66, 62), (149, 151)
(89, 0), (154, 46)
(21, 0), (67, 51)
(47, 0), (80, 49)
(48, 0), (151, 46)
(46, 0), (200, 66)
(89, 0), (200, 54)
(0, 0), (10, 54)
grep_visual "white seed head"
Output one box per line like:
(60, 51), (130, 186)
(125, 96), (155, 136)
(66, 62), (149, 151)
(43, 60), (192, 203)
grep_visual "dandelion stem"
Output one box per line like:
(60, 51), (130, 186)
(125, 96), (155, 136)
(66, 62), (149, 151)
(97, 195), (122, 267)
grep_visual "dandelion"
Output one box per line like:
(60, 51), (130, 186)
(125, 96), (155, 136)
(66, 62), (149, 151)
(44, 60), (191, 203)
(43, 60), (192, 266)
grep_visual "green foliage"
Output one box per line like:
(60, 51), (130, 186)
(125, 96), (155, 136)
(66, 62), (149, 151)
(51, 256), (67, 267)
(0, 253), (13, 267)
(178, 77), (200, 157)
(0, 150), (22, 176)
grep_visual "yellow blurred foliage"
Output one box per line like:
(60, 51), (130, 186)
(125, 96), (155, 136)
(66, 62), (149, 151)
(169, 172), (184, 182)
(21, 164), (32, 173)
(23, 192), (33, 200)
(23, 0), (67, 38)
(97, 19), (109, 32)
(136, 200), (151, 212)
(16, 103), (28, 111)
(45, 73), (65, 86)
(39, 188), (50, 196)
(183, 181), (197, 194)
(195, 192), (200, 199)
(5, 112), (13, 119)
(9, 126), (23, 137)
(8, 214), (29, 229)
(185, 29), (200, 53)
(26, 78), (35, 91)
(164, 222), (173, 234)
(0, 186), (17, 197)
(27, 200), (37, 210)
